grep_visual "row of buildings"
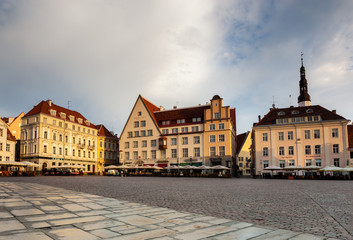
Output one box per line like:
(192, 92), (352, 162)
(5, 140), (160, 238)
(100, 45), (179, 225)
(1, 59), (353, 176)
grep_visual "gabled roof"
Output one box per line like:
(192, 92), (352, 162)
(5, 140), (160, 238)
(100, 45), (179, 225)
(96, 124), (118, 140)
(236, 132), (249, 154)
(24, 100), (96, 129)
(8, 112), (24, 127)
(7, 129), (16, 142)
(256, 105), (346, 126)
(154, 105), (209, 127)
(348, 125), (353, 149)
(230, 108), (236, 130)
(141, 96), (160, 123)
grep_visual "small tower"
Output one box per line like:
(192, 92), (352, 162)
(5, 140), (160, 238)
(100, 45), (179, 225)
(298, 54), (311, 107)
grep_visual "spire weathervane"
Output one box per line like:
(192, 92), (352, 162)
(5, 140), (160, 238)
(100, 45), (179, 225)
(301, 52), (303, 66)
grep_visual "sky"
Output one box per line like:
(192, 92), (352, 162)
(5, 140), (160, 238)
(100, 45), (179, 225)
(1, 0), (353, 135)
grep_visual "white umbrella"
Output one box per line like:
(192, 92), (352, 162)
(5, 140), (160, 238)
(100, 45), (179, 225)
(0, 161), (26, 167)
(165, 165), (180, 170)
(105, 165), (119, 169)
(283, 166), (301, 170)
(212, 165), (230, 170)
(21, 161), (40, 167)
(196, 165), (212, 170)
(302, 166), (322, 170)
(343, 166), (353, 172)
(319, 165), (345, 172)
(264, 165), (282, 170)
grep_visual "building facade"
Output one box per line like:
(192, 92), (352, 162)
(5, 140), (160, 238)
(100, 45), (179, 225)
(20, 100), (98, 173)
(0, 118), (16, 162)
(119, 95), (237, 171)
(236, 131), (252, 175)
(3, 112), (24, 161)
(252, 60), (350, 176)
(348, 124), (353, 167)
(96, 124), (119, 174)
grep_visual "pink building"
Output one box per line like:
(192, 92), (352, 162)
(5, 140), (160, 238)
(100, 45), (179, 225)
(252, 58), (350, 177)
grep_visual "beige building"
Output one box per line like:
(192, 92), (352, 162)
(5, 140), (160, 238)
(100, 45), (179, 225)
(119, 95), (237, 171)
(236, 131), (251, 175)
(0, 118), (16, 162)
(2, 112), (24, 161)
(348, 125), (353, 167)
(20, 100), (98, 173)
(253, 60), (350, 176)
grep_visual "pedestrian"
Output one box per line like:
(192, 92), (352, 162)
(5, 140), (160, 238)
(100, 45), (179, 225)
(121, 170), (124, 177)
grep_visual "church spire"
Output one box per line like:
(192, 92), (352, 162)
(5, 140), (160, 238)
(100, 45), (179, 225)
(298, 53), (311, 107)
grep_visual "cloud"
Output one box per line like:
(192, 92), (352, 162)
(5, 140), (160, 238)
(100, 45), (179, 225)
(0, 0), (353, 134)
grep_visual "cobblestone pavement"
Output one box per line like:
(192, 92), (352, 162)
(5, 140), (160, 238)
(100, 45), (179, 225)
(1, 177), (352, 239)
(0, 182), (342, 240)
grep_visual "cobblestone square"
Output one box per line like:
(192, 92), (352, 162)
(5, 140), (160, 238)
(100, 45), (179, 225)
(0, 176), (352, 239)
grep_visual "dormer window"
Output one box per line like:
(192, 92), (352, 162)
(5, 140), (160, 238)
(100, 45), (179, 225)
(277, 111), (285, 116)
(177, 119), (186, 124)
(59, 112), (66, 119)
(162, 121), (170, 126)
(49, 109), (56, 116)
(306, 109), (313, 113)
(85, 120), (90, 126)
(69, 115), (75, 121)
(77, 118), (83, 124)
(291, 110), (299, 115)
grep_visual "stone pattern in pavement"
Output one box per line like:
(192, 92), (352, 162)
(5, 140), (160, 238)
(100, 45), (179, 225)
(0, 182), (340, 240)
(2, 176), (352, 239)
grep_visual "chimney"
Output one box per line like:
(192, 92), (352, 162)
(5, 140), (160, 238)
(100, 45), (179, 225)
(173, 106), (177, 109)
(258, 115), (261, 121)
(47, 99), (52, 106)
(332, 110), (336, 114)
(159, 106), (165, 111)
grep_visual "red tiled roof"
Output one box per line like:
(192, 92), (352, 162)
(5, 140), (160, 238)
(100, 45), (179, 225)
(24, 100), (96, 129)
(256, 105), (346, 126)
(230, 108), (236, 130)
(1, 117), (9, 123)
(154, 105), (210, 127)
(96, 124), (118, 139)
(348, 125), (353, 149)
(236, 132), (248, 154)
(7, 129), (16, 142)
(140, 96), (159, 123)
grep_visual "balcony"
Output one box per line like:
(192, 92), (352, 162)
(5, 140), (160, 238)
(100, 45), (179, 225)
(87, 145), (95, 150)
(77, 144), (85, 149)
(159, 137), (167, 150)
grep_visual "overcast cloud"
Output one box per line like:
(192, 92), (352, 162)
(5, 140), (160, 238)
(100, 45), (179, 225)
(1, 0), (353, 134)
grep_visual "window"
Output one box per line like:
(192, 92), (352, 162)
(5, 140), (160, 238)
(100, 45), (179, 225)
(53, 146), (56, 154)
(151, 150), (156, 159)
(194, 148), (200, 157)
(182, 148), (188, 158)
(72, 137), (75, 144)
(279, 147), (285, 156)
(53, 133), (56, 141)
(65, 148), (68, 156)
(125, 152), (130, 160)
(287, 131), (293, 140)
(219, 146), (225, 156)
(162, 129), (169, 134)
(134, 131), (139, 137)
(219, 123), (225, 130)
(263, 147), (268, 156)
(239, 157), (243, 161)
(182, 137), (188, 145)
(43, 145), (47, 153)
(73, 149), (75, 156)
(171, 138), (177, 145)
(289, 160), (295, 166)
(142, 140), (147, 147)
(334, 158), (340, 167)
(210, 147), (216, 156)
(133, 141), (138, 148)
(141, 130), (146, 137)
(142, 151), (147, 159)
(192, 126), (199, 132)
(307, 116), (313, 122)
(148, 130), (153, 136)
(219, 134), (225, 142)
(141, 120), (146, 127)
(209, 124), (215, 130)
(209, 135), (216, 142)
(315, 159), (322, 167)
(306, 159), (312, 166)
(172, 128), (178, 133)
(315, 145), (321, 154)
(0, 143), (2, 151)
(314, 130), (320, 139)
(278, 132), (284, 141)
(65, 135), (68, 143)
(134, 121), (139, 127)
(192, 117), (201, 122)
(305, 145), (311, 155)
(128, 132), (133, 138)
(350, 152), (353, 159)
(333, 144), (339, 153)
(194, 136), (200, 144)
(181, 127), (188, 133)
(279, 160), (285, 168)
(162, 121), (170, 126)
(133, 151), (138, 160)
(44, 131), (48, 139)
(263, 160), (269, 169)
(214, 113), (220, 119)
(262, 133), (268, 142)
(78, 149), (81, 157)
(314, 116), (319, 121)
(171, 149), (177, 158)
(151, 140), (157, 147)
(278, 111), (285, 116)
(304, 130), (310, 139)
(288, 146), (294, 155)
(177, 119), (185, 124)
(332, 128), (338, 138)
(138, 111), (142, 116)
(0, 129), (3, 137)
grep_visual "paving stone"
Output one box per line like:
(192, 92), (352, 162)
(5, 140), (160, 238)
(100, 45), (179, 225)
(49, 227), (99, 240)
(50, 215), (106, 226)
(61, 203), (90, 212)
(90, 228), (121, 238)
(0, 211), (13, 218)
(11, 208), (45, 217)
(108, 228), (176, 240)
(75, 219), (125, 230)
(0, 219), (26, 233)
(251, 229), (300, 240)
(76, 209), (111, 216)
(119, 227), (145, 235)
(31, 222), (51, 229)
(0, 201), (32, 207)
(0, 231), (52, 240)
(24, 213), (77, 222)
(289, 233), (326, 240)
(174, 225), (237, 239)
(81, 202), (106, 210)
(171, 222), (212, 232)
(40, 205), (63, 211)
(211, 226), (272, 240)
(118, 215), (162, 226)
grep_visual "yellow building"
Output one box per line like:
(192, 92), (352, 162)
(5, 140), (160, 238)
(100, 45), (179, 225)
(236, 131), (251, 175)
(3, 112), (24, 161)
(20, 100), (98, 173)
(0, 118), (16, 162)
(96, 124), (119, 174)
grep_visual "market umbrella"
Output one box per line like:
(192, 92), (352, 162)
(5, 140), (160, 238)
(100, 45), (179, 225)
(105, 165), (119, 169)
(343, 166), (353, 172)
(212, 165), (230, 170)
(318, 165), (345, 172)
(283, 166), (301, 170)
(264, 165), (282, 170)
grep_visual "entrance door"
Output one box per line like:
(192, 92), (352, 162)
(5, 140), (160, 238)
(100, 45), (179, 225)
(42, 162), (47, 172)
